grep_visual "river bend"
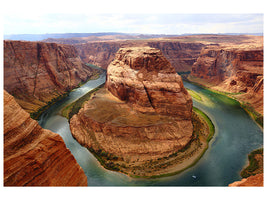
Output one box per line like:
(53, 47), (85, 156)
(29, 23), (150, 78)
(38, 74), (263, 186)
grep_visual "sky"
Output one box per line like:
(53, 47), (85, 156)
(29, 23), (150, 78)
(3, 13), (263, 35)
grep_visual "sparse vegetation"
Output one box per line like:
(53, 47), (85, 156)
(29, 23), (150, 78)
(186, 79), (263, 127)
(61, 83), (105, 120)
(87, 148), (122, 172)
(30, 93), (69, 120)
(241, 103), (263, 127)
(193, 107), (215, 142)
(241, 148), (263, 178)
(187, 88), (202, 101)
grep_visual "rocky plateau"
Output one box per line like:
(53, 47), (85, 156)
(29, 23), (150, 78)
(70, 47), (196, 177)
(4, 90), (87, 186)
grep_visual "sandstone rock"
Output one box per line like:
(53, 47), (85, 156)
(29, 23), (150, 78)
(191, 45), (263, 115)
(70, 47), (193, 175)
(4, 40), (99, 114)
(106, 47), (192, 118)
(4, 90), (87, 186)
(229, 173), (263, 187)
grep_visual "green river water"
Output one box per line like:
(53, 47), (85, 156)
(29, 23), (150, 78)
(38, 74), (263, 186)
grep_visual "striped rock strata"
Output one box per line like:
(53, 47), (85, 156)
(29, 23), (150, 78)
(4, 90), (87, 186)
(4, 40), (99, 114)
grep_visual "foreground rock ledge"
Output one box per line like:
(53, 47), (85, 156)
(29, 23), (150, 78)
(229, 173), (263, 187)
(70, 47), (195, 177)
(4, 90), (87, 186)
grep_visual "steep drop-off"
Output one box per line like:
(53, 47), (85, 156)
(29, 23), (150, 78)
(4, 90), (87, 186)
(4, 40), (99, 115)
(190, 45), (263, 116)
(70, 47), (197, 177)
(74, 40), (204, 72)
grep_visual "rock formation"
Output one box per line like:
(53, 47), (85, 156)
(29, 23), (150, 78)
(70, 47), (193, 176)
(105, 47), (192, 118)
(229, 173), (263, 187)
(190, 45), (263, 116)
(4, 90), (87, 186)
(4, 40), (100, 114)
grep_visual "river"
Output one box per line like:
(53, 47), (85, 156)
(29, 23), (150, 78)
(38, 74), (263, 186)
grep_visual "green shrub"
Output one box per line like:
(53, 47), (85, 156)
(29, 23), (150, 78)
(241, 148), (263, 178)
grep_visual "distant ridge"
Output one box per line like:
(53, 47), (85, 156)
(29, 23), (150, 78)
(4, 32), (129, 41)
(4, 32), (263, 41)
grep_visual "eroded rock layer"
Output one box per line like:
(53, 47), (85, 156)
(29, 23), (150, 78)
(190, 45), (263, 115)
(4, 40), (99, 114)
(4, 90), (87, 186)
(106, 47), (192, 118)
(70, 47), (193, 175)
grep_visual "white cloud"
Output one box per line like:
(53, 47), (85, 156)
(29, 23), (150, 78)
(3, 13), (263, 35)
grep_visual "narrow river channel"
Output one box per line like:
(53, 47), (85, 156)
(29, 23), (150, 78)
(38, 74), (263, 186)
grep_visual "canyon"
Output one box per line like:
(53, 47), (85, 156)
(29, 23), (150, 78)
(3, 34), (263, 186)
(4, 40), (100, 116)
(4, 90), (87, 186)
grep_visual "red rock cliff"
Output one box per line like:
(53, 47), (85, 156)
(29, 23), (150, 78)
(4, 90), (87, 186)
(191, 45), (263, 115)
(4, 40), (99, 114)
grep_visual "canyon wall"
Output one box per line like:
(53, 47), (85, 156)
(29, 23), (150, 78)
(4, 90), (87, 186)
(4, 40), (99, 114)
(190, 45), (263, 115)
(147, 41), (204, 72)
(75, 41), (122, 70)
(74, 40), (204, 72)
